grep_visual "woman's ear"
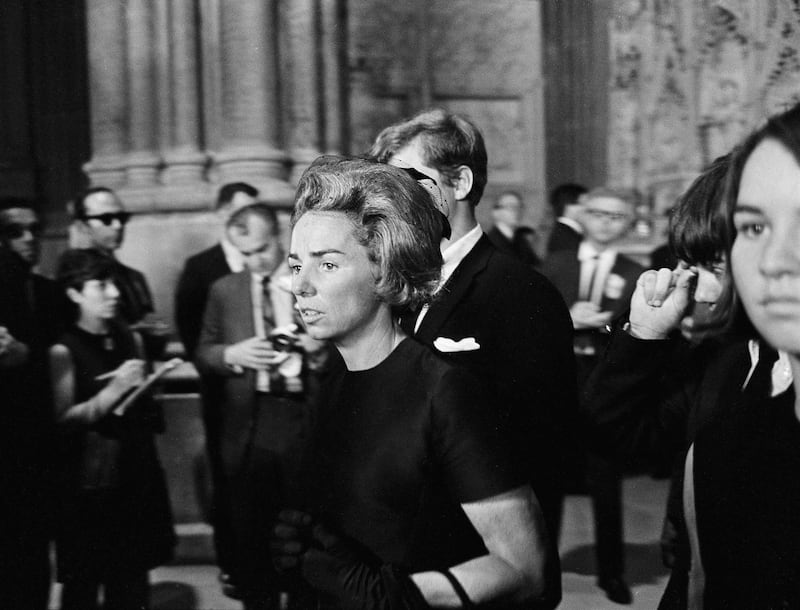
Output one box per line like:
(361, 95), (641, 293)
(453, 165), (474, 202)
(66, 286), (83, 305)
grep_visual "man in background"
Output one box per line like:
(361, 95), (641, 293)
(0, 198), (62, 610)
(174, 181), (259, 597)
(195, 203), (315, 610)
(542, 187), (644, 605)
(73, 187), (153, 325)
(371, 108), (577, 609)
(486, 190), (541, 265)
(546, 182), (587, 254)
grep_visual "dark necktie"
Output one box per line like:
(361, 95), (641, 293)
(261, 275), (274, 333)
(744, 342), (779, 399)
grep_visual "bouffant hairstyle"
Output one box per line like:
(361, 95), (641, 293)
(55, 248), (116, 321)
(668, 154), (730, 267)
(291, 156), (443, 311)
(369, 108), (488, 208)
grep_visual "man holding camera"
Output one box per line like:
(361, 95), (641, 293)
(195, 202), (318, 610)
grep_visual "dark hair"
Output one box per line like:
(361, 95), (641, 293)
(216, 182), (259, 209)
(55, 248), (116, 321)
(72, 187), (116, 219)
(369, 108), (488, 207)
(668, 154), (731, 267)
(706, 101), (800, 338)
(292, 155), (443, 310)
(227, 202), (279, 235)
(548, 183), (588, 216)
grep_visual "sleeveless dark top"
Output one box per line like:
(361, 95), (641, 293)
(54, 323), (174, 581)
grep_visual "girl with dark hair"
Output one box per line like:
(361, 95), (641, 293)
(49, 248), (174, 610)
(271, 157), (553, 609)
(586, 102), (800, 608)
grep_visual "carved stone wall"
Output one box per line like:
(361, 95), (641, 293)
(608, 0), (800, 218)
(349, 0), (546, 229)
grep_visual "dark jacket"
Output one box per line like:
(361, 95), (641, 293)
(175, 243), (232, 359)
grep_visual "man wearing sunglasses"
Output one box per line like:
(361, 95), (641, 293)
(73, 187), (154, 326)
(0, 197), (63, 610)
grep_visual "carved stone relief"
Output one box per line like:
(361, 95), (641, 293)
(609, 0), (800, 217)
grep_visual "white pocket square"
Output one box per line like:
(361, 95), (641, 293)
(433, 336), (481, 352)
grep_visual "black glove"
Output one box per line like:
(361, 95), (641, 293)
(271, 509), (428, 610)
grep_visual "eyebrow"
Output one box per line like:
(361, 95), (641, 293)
(288, 248), (345, 259)
(733, 203), (763, 214)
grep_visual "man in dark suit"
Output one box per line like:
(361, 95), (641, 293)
(195, 203), (314, 610)
(371, 109), (577, 609)
(174, 182), (258, 593)
(486, 190), (541, 266)
(0, 199), (62, 610)
(541, 187), (644, 605)
(546, 182), (587, 255)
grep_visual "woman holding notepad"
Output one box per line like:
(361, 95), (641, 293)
(48, 248), (175, 610)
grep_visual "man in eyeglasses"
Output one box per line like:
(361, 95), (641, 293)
(73, 187), (154, 326)
(0, 197), (62, 610)
(541, 187), (644, 605)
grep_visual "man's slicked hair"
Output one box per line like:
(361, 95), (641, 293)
(216, 182), (259, 209)
(369, 108), (488, 207)
(292, 155), (443, 311)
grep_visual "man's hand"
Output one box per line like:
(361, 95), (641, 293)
(223, 337), (288, 371)
(570, 301), (613, 330)
(628, 264), (696, 340)
(0, 326), (29, 367)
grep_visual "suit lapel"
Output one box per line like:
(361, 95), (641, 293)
(415, 235), (492, 342)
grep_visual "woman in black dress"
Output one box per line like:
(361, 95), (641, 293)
(49, 249), (174, 610)
(272, 157), (553, 609)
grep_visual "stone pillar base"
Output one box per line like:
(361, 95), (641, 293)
(163, 150), (208, 185)
(215, 144), (290, 183)
(83, 155), (128, 188)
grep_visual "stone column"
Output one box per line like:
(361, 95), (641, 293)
(216, 0), (292, 201)
(83, 0), (128, 187)
(286, 0), (323, 184)
(321, 0), (347, 155)
(125, 0), (161, 188)
(162, 0), (208, 187)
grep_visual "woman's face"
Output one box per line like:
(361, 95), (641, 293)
(732, 138), (800, 352)
(289, 212), (385, 345)
(68, 278), (120, 322)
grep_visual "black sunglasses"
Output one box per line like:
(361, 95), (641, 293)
(1, 222), (43, 239)
(81, 212), (131, 226)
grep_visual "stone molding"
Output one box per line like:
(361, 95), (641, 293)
(83, 0), (346, 211)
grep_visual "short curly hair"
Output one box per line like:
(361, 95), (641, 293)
(292, 156), (444, 311)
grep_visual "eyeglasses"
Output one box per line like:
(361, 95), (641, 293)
(584, 209), (630, 222)
(1, 222), (42, 239)
(81, 212), (131, 226)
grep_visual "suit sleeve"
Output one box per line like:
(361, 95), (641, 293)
(194, 282), (234, 376)
(495, 271), (579, 490)
(175, 259), (204, 359)
(582, 326), (693, 461)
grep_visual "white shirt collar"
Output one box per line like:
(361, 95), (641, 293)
(744, 340), (793, 396)
(558, 216), (584, 234)
(221, 237), (245, 273)
(440, 224), (483, 287)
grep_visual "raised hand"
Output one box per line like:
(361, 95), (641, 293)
(628, 264), (697, 340)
